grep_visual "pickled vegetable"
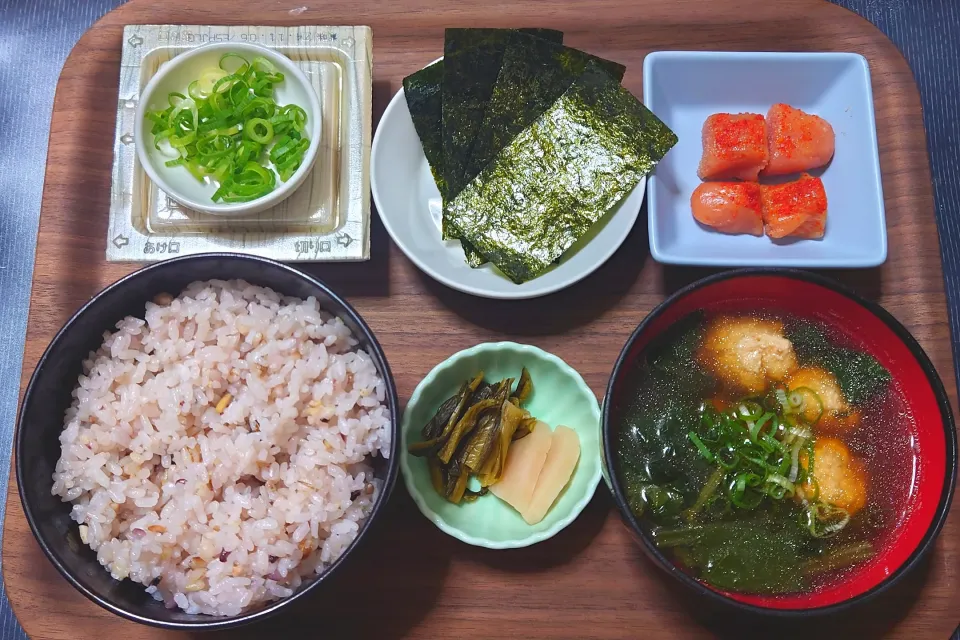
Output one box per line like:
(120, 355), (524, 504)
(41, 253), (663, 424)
(408, 368), (536, 504)
(489, 421), (553, 514)
(522, 425), (581, 524)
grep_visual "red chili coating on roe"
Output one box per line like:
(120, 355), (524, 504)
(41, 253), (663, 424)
(763, 104), (835, 177)
(712, 113), (767, 156)
(698, 113), (769, 181)
(761, 173), (828, 239)
(691, 182), (764, 236)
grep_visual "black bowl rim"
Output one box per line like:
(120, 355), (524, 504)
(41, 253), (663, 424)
(601, 267), (958, 617)
(15, 253), (402, 630)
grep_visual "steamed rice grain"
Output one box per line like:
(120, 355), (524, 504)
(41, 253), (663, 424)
(51, 280), (391, 616)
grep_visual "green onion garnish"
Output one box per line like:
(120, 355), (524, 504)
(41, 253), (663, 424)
(791, 386), (825, 424)
(684, 390), (846, 536)
(804, 501), (850, 538)
(688, 432), (715, 461)
(144, 54), (310, 203)
(730, 472), (764, 509)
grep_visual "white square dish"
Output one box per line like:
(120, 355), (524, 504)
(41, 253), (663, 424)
(643, 51), (886, 267)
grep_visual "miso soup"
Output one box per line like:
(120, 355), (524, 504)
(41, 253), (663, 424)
(614, 311), (915, 595)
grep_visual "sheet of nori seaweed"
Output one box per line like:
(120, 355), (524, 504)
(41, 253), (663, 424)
(403, 61), (446, 198)
(465, 34), (626, 183)
(441, 28), (563, 203)
(444, 62), (679, 284)
(440, 28), (563, 265)
(445, 27), (563, 52)
(403, 60), (489, 263)
(516, 28), (563, 43)
(402, 30), (562, 203)
(461, 237), (487, 268)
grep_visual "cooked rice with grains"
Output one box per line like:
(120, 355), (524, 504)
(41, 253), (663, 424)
(51, 279), (391, 616)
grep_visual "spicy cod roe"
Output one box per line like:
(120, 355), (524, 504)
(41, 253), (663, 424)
(690, 182), (764, 236)
(697, 112), (769, 181)
(761, 173), (828, 239)
(763, 103), (835, 177)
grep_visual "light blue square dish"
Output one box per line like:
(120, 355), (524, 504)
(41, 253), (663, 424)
(643, 51), (886, 267)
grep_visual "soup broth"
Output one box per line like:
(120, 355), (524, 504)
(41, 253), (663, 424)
(615, 311), (915, 596)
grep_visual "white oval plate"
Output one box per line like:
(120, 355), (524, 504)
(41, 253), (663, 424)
(371, 84), (646, 300)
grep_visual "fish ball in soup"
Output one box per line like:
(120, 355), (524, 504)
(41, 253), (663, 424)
(788, 367), (860, 432)
(698, 316), (798, 393)
(802, 437), (868, 515)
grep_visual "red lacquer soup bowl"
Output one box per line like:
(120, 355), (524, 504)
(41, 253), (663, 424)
(601, 269), (957, 614)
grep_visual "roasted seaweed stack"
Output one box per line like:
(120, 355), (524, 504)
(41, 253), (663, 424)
(402, 28), (677, 283)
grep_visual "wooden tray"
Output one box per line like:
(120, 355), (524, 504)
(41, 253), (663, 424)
(5, 0), (959, 638)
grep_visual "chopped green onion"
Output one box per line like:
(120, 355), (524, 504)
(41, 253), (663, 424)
(282, 104), (307, 132)
(715, 447), (740, 470)
(219, 52), (250, 75)
(738, 401), (764, 421)
(244, 118), (274, 143)
(187, 80), (205, 101)
(688, 390), (823, 515)
(775, 388), (789, 411)
(144, 54), (310, 203)
(211, 73), (241, 95)
(791, 386), (825, 424)
(756, 411), (774, 432)
(788, 437), (805, 482)
(805, 502), (850, 538)
(764, 473), (796, 499)
(251, 56), (283, 83)
(748, 412), (774, 443)
(789, 425), (813, 440)
(730, 472), (764, 509)
(688, 432), (715, 461)
(788, 391), (804, 408)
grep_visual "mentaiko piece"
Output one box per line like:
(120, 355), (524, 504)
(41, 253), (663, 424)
(761, 173), (827, 239)
(697, 112), (768, 181)
(762, 103), (835, 176)
(690, 182), (764, 236)
(445, 62), (677, 283)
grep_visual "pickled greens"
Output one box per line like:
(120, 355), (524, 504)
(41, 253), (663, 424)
(408, 368), (536, 504)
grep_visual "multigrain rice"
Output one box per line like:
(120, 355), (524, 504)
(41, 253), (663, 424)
(52, 280), (391, 616)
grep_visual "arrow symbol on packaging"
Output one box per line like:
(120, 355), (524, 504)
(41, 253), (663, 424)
(336, 233), (353, 247)
(113, 234), (129, 249)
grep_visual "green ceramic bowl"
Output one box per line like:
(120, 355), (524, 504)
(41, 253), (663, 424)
(400, 342), (601, 548)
